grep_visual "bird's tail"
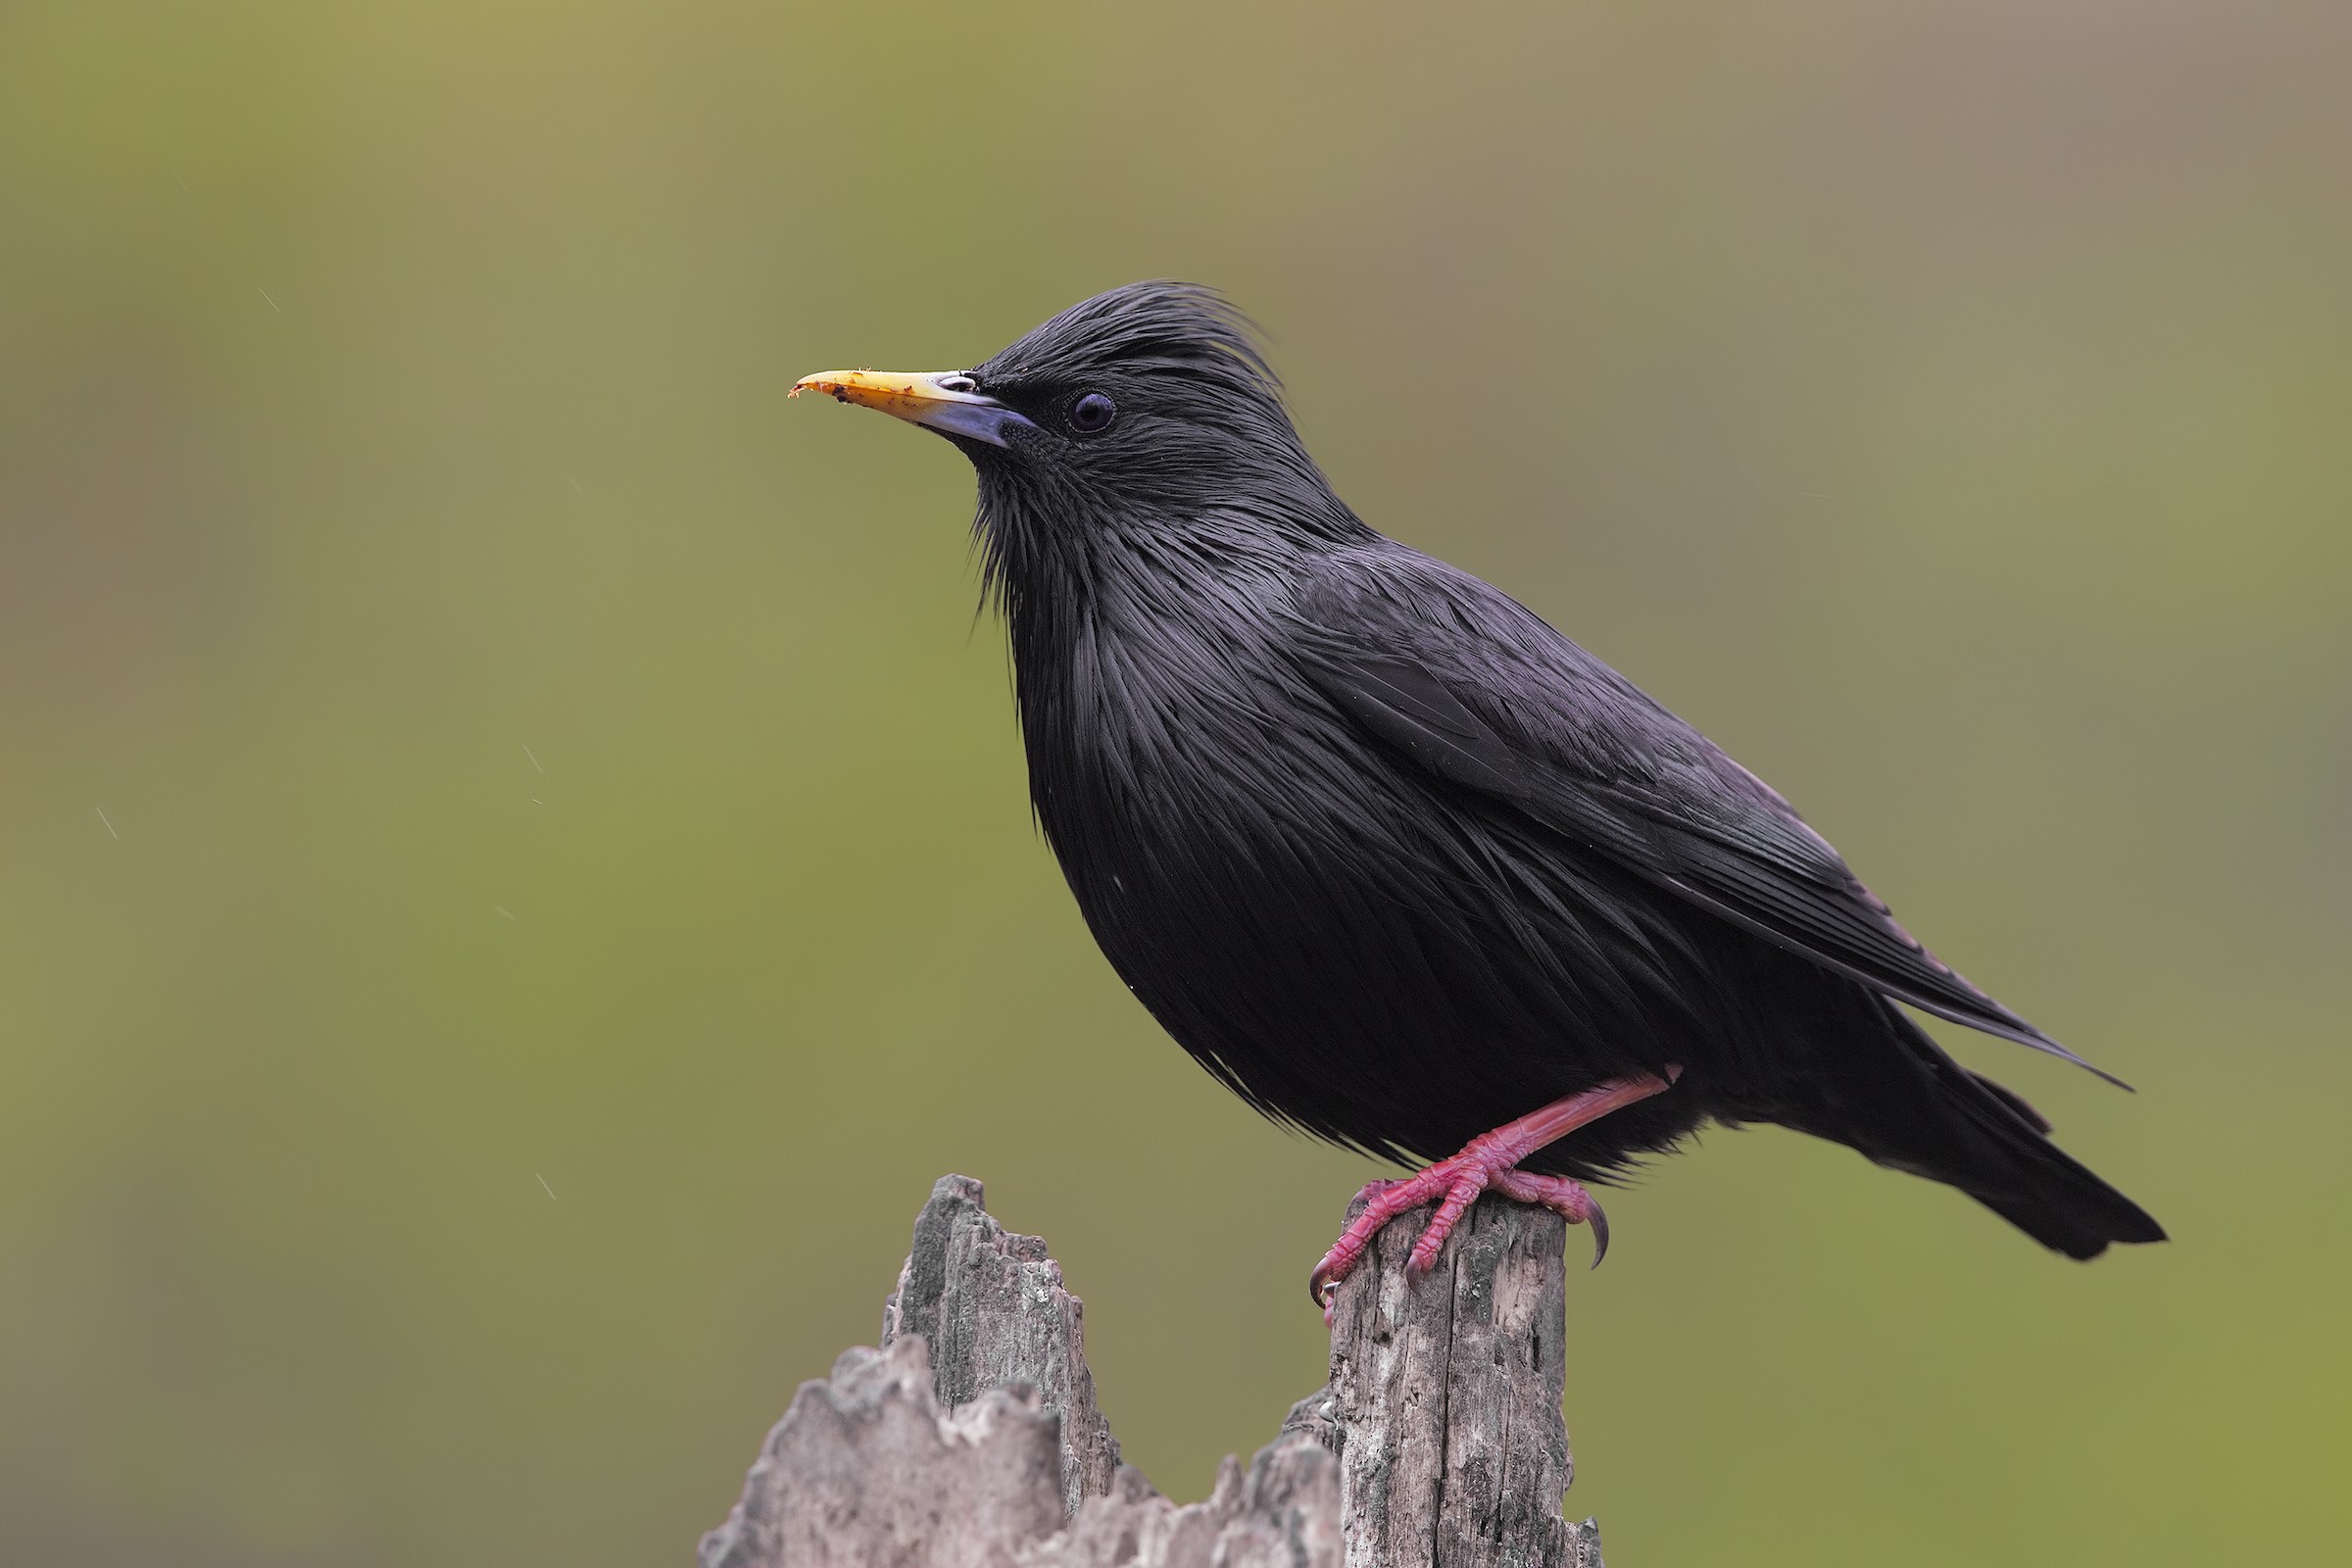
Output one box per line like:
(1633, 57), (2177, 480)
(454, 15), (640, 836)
(1869, 1007), (2167, 1259)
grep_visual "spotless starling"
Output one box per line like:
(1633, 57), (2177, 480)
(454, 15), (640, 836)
(794, 282), (2164, 1311)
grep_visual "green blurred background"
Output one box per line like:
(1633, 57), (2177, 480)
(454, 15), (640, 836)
(3, 3), (2346, 1562)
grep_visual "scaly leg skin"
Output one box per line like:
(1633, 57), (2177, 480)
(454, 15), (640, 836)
(1308, 1067), (1681, 1319)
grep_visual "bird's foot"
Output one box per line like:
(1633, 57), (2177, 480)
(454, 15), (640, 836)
(1307, 1160), (1606, 1320)
(1305, 1068), (1680, 1320)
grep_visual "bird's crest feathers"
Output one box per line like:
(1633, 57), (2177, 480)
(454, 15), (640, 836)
(981, 281), (1281, 402)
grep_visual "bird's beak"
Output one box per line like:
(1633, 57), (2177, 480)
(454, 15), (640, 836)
(790, 368), (1037, 448)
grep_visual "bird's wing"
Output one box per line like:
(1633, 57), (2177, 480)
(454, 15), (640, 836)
(1289, 548), (2123, 1086)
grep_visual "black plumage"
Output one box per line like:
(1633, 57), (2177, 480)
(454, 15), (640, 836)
(796, 281), (2164, 1278)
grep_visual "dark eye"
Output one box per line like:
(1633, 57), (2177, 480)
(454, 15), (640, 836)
(1068, 391), (1116, 433)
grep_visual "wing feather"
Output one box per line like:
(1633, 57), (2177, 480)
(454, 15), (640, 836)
(1291, 554), (2127, 1087)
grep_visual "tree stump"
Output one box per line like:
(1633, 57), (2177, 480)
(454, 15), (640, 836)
(700, 1176), (1605, 1568)
(879, 1174), (1122, 1517)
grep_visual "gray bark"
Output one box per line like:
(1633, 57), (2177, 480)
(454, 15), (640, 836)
(701, 1176), (1604, 1568)
(698, 1336), (1066, 1568)
(880, 1174), (1122, 1516)
(1299, 1194), (1605, 1568)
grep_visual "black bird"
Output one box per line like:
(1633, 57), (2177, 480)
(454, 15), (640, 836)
(794, 282), (2164, 1308)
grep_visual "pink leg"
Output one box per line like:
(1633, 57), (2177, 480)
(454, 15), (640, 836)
(1308, 1067), (1681, 1316)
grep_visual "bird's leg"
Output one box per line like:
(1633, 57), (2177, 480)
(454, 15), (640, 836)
(1308, 1067), (1680, 1315)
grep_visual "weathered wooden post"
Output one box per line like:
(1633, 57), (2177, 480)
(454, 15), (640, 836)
(701, 1176), (1605, 1568)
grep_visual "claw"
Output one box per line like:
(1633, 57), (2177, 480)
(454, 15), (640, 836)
(1308, 1261), (1339, 1310)
(1586, 1196), (1610, 1269)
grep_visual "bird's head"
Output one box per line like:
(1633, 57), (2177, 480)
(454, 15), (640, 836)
(795, 282), (1363, 608)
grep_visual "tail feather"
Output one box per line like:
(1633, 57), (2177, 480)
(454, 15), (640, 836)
(1953, 1106), (2167, 1259)
(1963, 1068), (2051, 1135)
(1868, 1005), (2166, 1259)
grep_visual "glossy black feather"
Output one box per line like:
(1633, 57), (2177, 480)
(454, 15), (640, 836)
(1285, 564), (2132, 1087)
(914, 281), (2162, 1257)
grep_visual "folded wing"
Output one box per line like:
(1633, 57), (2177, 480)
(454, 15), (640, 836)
(1290, 552), (2124, 1087)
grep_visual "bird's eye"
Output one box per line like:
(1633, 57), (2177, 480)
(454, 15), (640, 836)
(1068, 392), (1116, 433)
